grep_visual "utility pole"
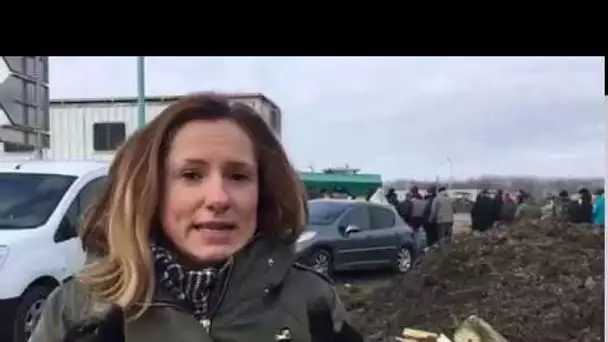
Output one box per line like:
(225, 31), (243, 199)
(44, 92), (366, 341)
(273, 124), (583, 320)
(446, 157), (453, 189)
(33, 56), (42, 159)
(137, 57), (146, 128)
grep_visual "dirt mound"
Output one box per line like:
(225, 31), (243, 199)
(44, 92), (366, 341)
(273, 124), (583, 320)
(338, 219), (604, 342)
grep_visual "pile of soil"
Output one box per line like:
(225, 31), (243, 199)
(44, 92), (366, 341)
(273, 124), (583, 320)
(337, 219), (604, 342)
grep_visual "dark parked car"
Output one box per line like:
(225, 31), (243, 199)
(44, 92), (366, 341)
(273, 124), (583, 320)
(296, 199), (423, 275)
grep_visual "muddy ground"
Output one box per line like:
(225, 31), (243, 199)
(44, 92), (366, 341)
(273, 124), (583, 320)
(337, 219), (604, 342)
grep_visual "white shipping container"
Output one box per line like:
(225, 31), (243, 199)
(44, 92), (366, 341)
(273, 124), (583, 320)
(19, 93), (282, 161)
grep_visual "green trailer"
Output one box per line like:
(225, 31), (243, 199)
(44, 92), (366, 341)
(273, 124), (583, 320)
(299, 171), (382, 198)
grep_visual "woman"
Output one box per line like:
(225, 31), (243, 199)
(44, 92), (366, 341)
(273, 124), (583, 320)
(30, 93), (362, 342)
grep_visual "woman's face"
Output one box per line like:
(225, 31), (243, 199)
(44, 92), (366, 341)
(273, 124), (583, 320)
(161, 119), (259, 264)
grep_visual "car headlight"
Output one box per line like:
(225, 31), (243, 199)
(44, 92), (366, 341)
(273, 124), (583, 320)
(296, 231), (317, 252)
(0, 245), (9, 269)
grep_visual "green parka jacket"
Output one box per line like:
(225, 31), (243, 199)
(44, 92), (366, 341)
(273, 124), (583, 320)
(29, 236), (358, 342)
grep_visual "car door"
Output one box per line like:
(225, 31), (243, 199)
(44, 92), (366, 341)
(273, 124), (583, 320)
(332, 204), (371, 269)
(53, 176), (107, 278)
(364, 205), (400, 266)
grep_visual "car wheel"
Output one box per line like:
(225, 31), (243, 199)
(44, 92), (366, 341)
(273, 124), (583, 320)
(308, 248), (333, 275)
(395, 246), (414, 274)
(13, 285), (53, 342)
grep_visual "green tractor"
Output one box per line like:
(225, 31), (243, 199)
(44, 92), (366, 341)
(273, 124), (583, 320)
(299, 167), (382, 199)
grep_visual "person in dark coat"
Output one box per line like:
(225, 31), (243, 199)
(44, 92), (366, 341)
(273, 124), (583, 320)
(385, 188), (400, 208)
(492, 189), (504, 225)
(567, 188), (593, 223)
(397, 192), (413, 223)
(577, 188), (593, 223)
(471, 189), (495, 233)
(423, 186), (438, 246)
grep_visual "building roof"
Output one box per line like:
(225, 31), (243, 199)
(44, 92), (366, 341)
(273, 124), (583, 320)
(50, 92), (280, 111)
(0, 160), (109, 177)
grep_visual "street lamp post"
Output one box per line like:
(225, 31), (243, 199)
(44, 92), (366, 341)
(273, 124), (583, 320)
(446, 157), (453, 189)
(137, 57), (146, 128)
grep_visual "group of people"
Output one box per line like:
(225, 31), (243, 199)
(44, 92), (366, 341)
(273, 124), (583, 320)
(548, 188), (605, 228)
(386, 185), (455, 249)
(469, 189), (518, 233)
(469, 187), (605, 234)
(386, 185), (606, 243)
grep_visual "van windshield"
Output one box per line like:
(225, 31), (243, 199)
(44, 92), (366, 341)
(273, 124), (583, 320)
(0, 173), (76, 229)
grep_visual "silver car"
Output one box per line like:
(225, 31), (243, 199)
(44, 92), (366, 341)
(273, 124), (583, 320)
(296, 199), (423, 275)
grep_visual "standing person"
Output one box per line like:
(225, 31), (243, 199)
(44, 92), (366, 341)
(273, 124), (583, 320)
(553, 190), (572, 221)
(514, 190), (542, 221)
(492, 189), (504, 226)
(541, 194), (556, 219)
(385, 188), (400, 208)
(30, 93), (362, 342)
(578, 188), (594, 223)
(408, 186), (427, 230)
(397, 192), (413, 223)
(422, 186), (438, 247)
(429, 186), (455, 246)
(592, 188), (605, 230)
(471, 189), (494, 234)
(500, 192), (517, 223)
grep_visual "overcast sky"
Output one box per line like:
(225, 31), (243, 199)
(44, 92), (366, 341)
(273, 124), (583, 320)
(49, 57), (605, 180)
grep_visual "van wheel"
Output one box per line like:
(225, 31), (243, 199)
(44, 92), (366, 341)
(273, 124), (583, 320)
(13, 286), (53, 342)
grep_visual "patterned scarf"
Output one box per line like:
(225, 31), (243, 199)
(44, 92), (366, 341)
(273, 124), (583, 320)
(150, 241), (228, 323)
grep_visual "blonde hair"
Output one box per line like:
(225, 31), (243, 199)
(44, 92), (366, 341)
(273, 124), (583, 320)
(78, 93), (307, 319)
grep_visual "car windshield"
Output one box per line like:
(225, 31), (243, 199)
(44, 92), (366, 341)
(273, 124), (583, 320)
(308, 201), (352, 225)
(0, 173), (76, 229)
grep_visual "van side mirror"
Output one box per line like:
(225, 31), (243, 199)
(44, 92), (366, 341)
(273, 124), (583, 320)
(344, 225), (361, 236)
(54, 218), (77, 243)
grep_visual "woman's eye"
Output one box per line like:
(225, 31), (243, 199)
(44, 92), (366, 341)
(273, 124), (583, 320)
(231, 173), (249, 181)
(182, 171), (202, 181)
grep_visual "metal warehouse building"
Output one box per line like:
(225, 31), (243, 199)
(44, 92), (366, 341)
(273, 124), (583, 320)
(1, 92), (282, 160)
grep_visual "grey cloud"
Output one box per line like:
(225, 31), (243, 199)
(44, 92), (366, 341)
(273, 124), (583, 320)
(49, 56), (605, 180)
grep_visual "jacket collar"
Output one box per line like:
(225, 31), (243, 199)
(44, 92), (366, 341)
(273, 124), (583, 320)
(151, 234), (296, 309)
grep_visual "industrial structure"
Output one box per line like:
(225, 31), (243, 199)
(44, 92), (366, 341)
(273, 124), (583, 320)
(0, 56), (50, 156)
(0, 93), (282, 160)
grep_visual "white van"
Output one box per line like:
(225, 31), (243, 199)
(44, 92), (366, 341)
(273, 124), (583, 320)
(0, 160), (109, 342)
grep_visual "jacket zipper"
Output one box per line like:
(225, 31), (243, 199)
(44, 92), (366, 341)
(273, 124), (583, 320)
(201, 257), (235, 333)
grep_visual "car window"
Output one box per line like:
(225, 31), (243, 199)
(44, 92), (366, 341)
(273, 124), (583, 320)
(339, 206), (370, 230)
(55, 176), (107, 242)
(0, 173), (77, 229)
(79, 176), (107, 215)
(308, 200), (352, 225)
(368, 205), (395, 230)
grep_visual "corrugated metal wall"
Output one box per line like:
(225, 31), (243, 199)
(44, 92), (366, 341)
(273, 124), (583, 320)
(44, 96), (281, 161)
(48, 102), (165, 161)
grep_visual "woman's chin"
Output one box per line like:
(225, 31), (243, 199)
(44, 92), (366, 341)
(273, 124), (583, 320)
(185, 244), (240, 265)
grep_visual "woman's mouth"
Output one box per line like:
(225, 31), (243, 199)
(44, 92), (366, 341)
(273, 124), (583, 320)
(192, 221), (237, 231)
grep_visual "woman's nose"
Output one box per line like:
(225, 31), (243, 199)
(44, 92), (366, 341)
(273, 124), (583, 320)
(203, 176), (230, 212)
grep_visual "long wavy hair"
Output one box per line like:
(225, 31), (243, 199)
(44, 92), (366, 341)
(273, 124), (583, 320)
(78, 93), (307, 319)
